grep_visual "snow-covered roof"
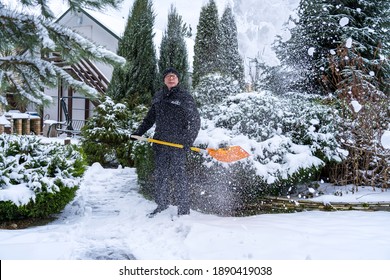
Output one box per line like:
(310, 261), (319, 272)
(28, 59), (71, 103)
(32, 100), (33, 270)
(55, 8), (121, 40)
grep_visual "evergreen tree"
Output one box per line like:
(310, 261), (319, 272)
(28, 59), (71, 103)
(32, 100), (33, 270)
(192, 0), (220, 88)
(218, 5), (245, 89)
(273, 0), (390, 95)
(107, 0), (157, 107)
(158, 5), (190, 90)
(0, 0), (125, 107)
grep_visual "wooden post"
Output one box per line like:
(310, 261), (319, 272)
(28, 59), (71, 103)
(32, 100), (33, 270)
(14, 119), (22, 135)
(22, 119), (30, 135)
(31, 119), (41, 135)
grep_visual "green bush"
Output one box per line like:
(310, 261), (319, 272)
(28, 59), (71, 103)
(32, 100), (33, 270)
(0, 135), (86, 221)
(81, 96), (148, 167)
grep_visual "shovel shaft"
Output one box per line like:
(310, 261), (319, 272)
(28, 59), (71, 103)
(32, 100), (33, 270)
(130, 135), (201, 152)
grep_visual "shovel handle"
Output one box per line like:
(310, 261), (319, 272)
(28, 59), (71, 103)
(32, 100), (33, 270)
(130, 135), (201, 152)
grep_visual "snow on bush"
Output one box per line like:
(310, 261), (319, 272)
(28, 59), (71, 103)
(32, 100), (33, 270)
(194, 80), (345, 186)
(194, 73), (242, 107)
(81, 96), (148, 167)
(0, 135), (86, 221)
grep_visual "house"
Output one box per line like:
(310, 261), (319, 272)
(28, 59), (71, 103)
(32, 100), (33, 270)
(38, 8), (122, 136)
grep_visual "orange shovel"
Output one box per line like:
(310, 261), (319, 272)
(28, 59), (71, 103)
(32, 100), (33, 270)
(130, 135), (250, 163)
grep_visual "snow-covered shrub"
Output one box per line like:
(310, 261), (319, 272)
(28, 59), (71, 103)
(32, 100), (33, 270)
(326, 50), (390, 188)
(194, 73), (241, 108)
(187, 90), (347, 214)
(0, 135), (86, 221)
(332, 98), (390, 188)
(212, 91), (343, 162)
(81, 96), (147, 167)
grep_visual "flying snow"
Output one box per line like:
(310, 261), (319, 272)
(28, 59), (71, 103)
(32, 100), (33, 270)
(339, 17), (349, 27)
(381, 131), (390, 149)
(308, 47), (315, 56)
(346, 37), (353, 48)
(351, 100), (362, 113)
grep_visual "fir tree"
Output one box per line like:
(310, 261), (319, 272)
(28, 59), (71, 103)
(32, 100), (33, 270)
(273, 0), (390, 95)
(273, 0), (340, 93)
(218, 5), (245, 89)
(158, 5), (190, 90)
(107, 0), (157, 107)
(192, 0), (220, 88)
(0, 0), (125, 107)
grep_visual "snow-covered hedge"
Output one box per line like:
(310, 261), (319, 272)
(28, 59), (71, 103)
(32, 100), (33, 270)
(195, 75), (345, 182)
(182, 75), (347, 214)
(0, 135), (87, 221)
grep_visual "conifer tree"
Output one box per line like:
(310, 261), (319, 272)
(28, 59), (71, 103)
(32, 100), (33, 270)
(0, 0), (125, 107)
(158, 5), (190, 90)
(192, 0), (220, 88)
(273, 0), (390, 95)
(218, 5), (245, 89)
(107, 0), (157, 107)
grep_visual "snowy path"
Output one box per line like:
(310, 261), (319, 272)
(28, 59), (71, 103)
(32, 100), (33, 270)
(56, 163), (193, 260)
(64, 164), (138, 260)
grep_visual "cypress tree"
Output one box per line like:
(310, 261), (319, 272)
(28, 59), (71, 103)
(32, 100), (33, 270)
(218, 5), (245, 89)
(192, 0), (220, 88)
(158, 5), (190, 90)
(107, 0), (157, 107)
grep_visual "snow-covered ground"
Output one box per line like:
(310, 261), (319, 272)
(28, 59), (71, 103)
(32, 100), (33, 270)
(1, 160), (390, 260)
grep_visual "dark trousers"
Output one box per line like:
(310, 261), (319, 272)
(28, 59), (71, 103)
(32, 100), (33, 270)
(153, 145), (190, 215)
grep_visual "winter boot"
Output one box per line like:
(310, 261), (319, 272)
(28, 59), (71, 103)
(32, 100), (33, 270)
(147, 205), (168, 218)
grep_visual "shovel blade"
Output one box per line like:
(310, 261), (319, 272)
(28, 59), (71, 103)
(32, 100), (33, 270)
(206, 146), (250, 163)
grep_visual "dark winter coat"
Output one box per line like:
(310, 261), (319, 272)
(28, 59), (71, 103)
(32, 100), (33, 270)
(135, 85), (201, 147)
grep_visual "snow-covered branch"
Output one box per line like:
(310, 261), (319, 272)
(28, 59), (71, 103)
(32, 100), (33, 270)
(0, 2), (125, 106)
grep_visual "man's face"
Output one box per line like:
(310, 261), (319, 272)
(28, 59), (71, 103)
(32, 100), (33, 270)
(164, 73), (179, 89)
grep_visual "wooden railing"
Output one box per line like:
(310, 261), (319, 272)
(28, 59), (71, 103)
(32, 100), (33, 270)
(43, 52), (109, 94)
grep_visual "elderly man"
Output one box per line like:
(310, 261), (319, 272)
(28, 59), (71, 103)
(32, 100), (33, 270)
(132, 67), (201, 217)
